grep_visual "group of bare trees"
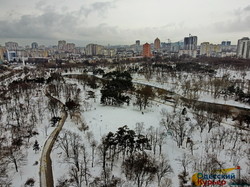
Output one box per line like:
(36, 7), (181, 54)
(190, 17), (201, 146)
(0, 67), (88, 185)
(0, 68), (52, 185)
(158, 104), (250, 186)
(57, 130), (90, 187)
(125, 61), (250, 108)
(56, 124), (173, 187)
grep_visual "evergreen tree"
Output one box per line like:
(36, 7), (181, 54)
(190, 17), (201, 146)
(101, 71), (133, 106)
(33, 140), (39, 153)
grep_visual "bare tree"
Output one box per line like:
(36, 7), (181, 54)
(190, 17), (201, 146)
(69, 132), (81, 171)
(58, 130), (70, 158)
(156, 155), (173, 187)
(69, 164), (84, 187)
(90, 140), (97, 168)
(86, 131), (94, 144)
(135, 122), (145, 136)
(157, 128), (167, 155)
(98, 137), (109, 186)
(216, 126), (229, 149)
(122, 152), (157, 187)
(160, 178), (172, 187)
(161, 111), (188, 148)
(177, 153), (192, 186)
(81, 144), (90, 186)
(6, 146), (26, 172)
(0, 150), (11, 186)
(207, 112), (219, 133)
(194, 111), (207, 133)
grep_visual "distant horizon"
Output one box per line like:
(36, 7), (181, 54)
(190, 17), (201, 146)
(0, 37), (240, 48)
(0, 0), (249, 47)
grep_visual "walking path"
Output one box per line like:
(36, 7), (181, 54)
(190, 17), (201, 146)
(39, 88), (68, 187)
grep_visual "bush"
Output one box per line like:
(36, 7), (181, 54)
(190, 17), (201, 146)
(25, 178), (35, 186)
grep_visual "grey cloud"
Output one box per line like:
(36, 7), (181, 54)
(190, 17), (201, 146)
(214, 5), (250, 33)
(0, 3), (193, 46)
(92, 2), (113, 12)
(0, 11), (79, 41)
(79, 1), (114, 17)
(0, 9), (121, 45)
(214, 15), (250, 33)
(0, 8), (190, 46)
(244, 5), (250, 11)
(234, 5), (250, 15)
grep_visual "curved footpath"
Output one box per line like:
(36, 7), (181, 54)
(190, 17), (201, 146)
(39, 88), (68, 187)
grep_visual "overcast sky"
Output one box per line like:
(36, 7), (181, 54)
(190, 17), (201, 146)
(0, 0), (249, 46)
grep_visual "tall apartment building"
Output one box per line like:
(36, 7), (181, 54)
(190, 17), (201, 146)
(135, 40), (141, 55)
(237, 37), (250, 59)
(85, 44), (104, 56)
(66, 43), (76, 52)
(142, 43), (152, 57)
(0, 47), (5, 61)
(154, 38), (161, 50)
(184, 35), (198, 50)
(221, 41), (231, 46)
(31, 42), (38, 49)
(200, 42), (221, 57)
(58, 40), (66, 51)
(5, 42), (18, 50)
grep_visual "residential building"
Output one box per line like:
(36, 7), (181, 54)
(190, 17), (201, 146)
(6, 51), (17, 61)
(0, 47), (5, 61)
(154, 38), (161, 50)
(103, 48), (116, 57)
(200, 42), (221, 57)
(171, 41), (183, 52)
(221, 41), (231, 46)
(66, 43), (75, 52)
(178, 50), (197, 58)
(31, 42), (38, 49)
(85, 44), (104, 56)
(237, 37), (250, 59)
(180, 35), (198, 58)
(142, 43), (152, 57)
(220, 41), (237, 57)
(5, 42), (18, 50)
(184, 35), (197, 50)
(58, 40), (66, 51)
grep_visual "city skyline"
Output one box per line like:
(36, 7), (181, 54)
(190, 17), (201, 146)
(0, 0), (250, 46)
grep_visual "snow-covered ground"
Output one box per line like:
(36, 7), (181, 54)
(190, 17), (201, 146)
(133, 73), (250, 110)
(1, 66), (249, 187)
(51, 75), (249, 186)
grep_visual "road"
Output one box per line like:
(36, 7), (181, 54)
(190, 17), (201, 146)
(39, 88), (68, 187)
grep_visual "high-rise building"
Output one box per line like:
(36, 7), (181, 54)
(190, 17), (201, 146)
(5, 42), (18, 50)
(66, 43), (75, 52)
(85, 44), (104, 56)
(142, 43), (152, 57)
(31, 42), (38, 49)
(136, 40), (140, 46)
(184, 35), (197, 50)
(6, 51), (17, 61)
(170, 41), (183, 52)
(154, 38), (161, 50)
(58, 40), (66, 51)
(237, 37), (250, 59)
(200, 42), (221, 57)
(0, 47), (5, 61)
(221, 41), (231, 46)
